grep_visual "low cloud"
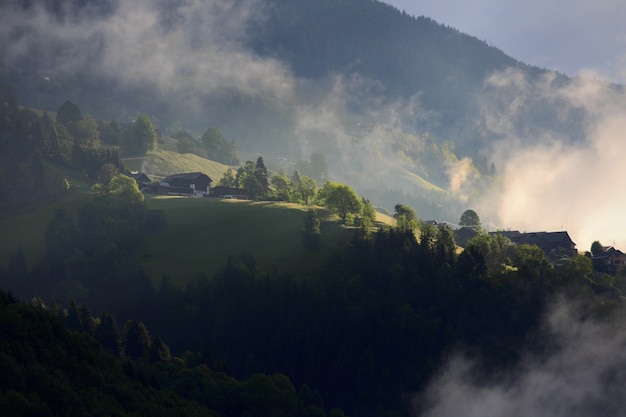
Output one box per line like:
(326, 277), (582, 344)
(416, 299), (626, 417)
(0, 0), (295, 102)
(477, 70), (626, 251)
(446, 157), (478, 202)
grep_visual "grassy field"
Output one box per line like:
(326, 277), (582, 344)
(122, 148), (233, 182)
(136, 197), (358, 285)
(0, 159), (394, 285)
(0, 174), (92, 267)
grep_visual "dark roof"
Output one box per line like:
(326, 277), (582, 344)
(592, 246), (626, 260)
(490, 231), (574, 246)
(454, 227), (479, 247)
(424, 220), (458, 230)
(490, 231), (577, 258)
(128, 172), (151, 182)
(511, 231), (575, 246)
(162, 172), (213, 183)
(489, 230), (522, 240)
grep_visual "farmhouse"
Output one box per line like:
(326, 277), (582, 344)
(490, 230), (577, 259)
(128, 172), (152, 190)
(591, 246), (626, 273)
(148, 172), (213, 197)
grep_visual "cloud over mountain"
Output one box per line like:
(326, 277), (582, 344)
(416, 298), (626, 417)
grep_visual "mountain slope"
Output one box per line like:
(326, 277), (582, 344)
(0, 0), (593, 216)
(0, 0), (563, 147)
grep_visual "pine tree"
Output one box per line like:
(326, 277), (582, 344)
(79, 304), (95, 334)
(253, 156), (269, 197)
(95, 312), (122, 357)
(123, 320), (152, 359)
(302, 209), (321, 249)
(65, 300), (82, 332)
(149, 335), (171, 363)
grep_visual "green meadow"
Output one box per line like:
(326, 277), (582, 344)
(0, 186), (366, 285)
(0, 150), (395, 284)
(122, 147), (234, 182)
(137, 196), (356, 284)
(0, 170), (92, 267)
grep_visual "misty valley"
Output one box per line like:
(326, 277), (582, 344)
(3, 0), (626, 416)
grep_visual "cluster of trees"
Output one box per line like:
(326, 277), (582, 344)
(54, 100), (158, 157)
(2, 173), (166, 304)
(316, 180), (376, 228)
(176, 127), (240, 165)
(0, 196), (617, 416)
(0, 91), (160, 211)
(0, 93), (78, 209)
(268, 170), (318, 204)
(218, 158), (377, 230)
(218, 156), (270, 198)
(0, 289), (344, 417)
(393, 203), (419, 231)
(293, 152), (329, 184)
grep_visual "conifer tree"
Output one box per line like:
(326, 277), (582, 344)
(123, 320), (152, 359)
(302, 209), (321, 249)
(65, 300), (82, 332)
(149, 335), (171, 363)
(95, 312), (122, 357)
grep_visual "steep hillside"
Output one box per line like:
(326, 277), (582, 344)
(136, 197), (361, 283)
(123, 148), (233, 182)
(0, 0), (578, 150)
(0, 0), (592, 216)
(0, 290), (340, 417)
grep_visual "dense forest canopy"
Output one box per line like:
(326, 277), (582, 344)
(3, 1), (626, 416)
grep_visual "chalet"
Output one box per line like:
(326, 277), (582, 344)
(128, 172), (152, 191)
(424, 220), (458, 230)
(453, 226), (479, 247)
(490, 230), (577, 259)
(591, 246), (626, 273)
(155, 172), (213, 197)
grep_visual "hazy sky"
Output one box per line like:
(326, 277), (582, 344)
(385, 0), (626, 84)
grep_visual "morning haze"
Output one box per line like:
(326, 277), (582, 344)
(1, 1), (625, 416)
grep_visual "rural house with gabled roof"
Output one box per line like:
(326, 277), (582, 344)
(591, 246), (626, 273)
(489, 230), (577, 259)
(128, 172), (152, 191)
(150, 172), (213, 197)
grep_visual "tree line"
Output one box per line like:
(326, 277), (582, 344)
(2, 198), (615, 416)
(0, 289), (345, 417)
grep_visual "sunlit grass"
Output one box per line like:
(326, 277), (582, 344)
(136, 197), (355, 285)
(122, 148), (234, 182)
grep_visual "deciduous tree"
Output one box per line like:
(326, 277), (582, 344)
(93, 174), (144, 208)
(591, 240), (604, 257)
(459, 209), (481, 228)
(129, 115), (157, 155)
(298, 176), (318, 205)
(394, 203), (418, 231)
(201, 127), (239, 165)
(219, 168), (237, 188)
(317, 181), (363, 223)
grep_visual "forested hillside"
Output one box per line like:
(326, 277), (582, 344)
(0, 290), (343, 417)
(0, 0), (595, 216)
(3, 1), (626, 416)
